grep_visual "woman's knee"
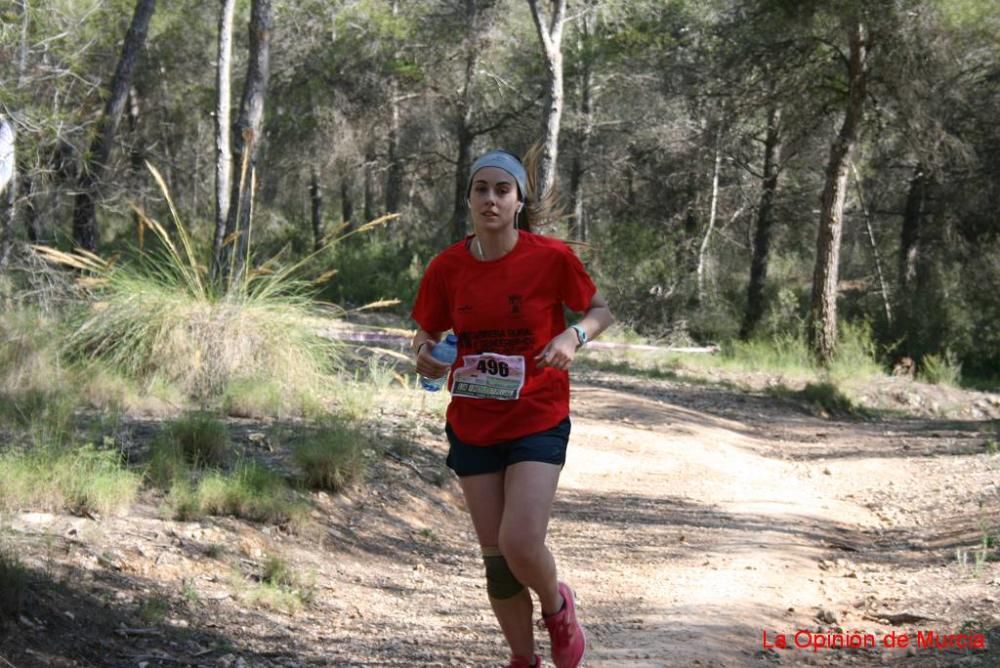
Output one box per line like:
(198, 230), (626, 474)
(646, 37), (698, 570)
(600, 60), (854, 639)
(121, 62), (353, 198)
(498, 528), (546, 566)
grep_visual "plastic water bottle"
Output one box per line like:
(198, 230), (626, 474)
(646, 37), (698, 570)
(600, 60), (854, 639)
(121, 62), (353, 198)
(420, 334), (458, 392)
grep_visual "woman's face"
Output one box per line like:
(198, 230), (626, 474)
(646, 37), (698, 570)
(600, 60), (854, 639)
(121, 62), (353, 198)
(469, 167), (521, 232)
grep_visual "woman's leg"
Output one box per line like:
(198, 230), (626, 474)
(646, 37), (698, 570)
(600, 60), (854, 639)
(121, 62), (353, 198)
(459, 472), (536, 659)
(501, 461), (587, 667)
(497, 461), (564, 615)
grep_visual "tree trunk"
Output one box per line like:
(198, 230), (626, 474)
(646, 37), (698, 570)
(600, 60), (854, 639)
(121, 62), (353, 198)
(527, 0), (567, 199)
(385, 91), (403, 215)
(741, 103), (783, 340)
(17, 0), (30, 88)
(568, 9), (594, 242)
(1, 174), (15, 271)
(341, 177), (355, 232)
(363, 143), (377, 223)
(898, 163), (925, 296)
(0, 117), (15, 270)
(452, 126), (473, 242)
(211, 0), (237, 266)
(679, 172), (700, 280)
(450, 1), (480, 242)
(696, 142), (722, 304)
(0, 117), (13, 198)
(808, 18), (867, 365)
(895, 163), (926, 351)
(849, 160), (892, 327)
(218, 0), (272, 288)
(310, 165), (323, 251)
(384, 0), (403, 215)
(23, 173), (40, 243)
(72, 0), (156, 251)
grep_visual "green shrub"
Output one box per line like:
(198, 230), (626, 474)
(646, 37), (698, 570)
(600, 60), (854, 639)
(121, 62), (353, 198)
(335, 356), (404, 420)
(760, 287), (806, 338)
(196, 460), (304, 525)
(720, 334), (813, 375)
(262, 554), (296, 588)
(233, 557), (314, 614)
(292, 417), (368, 492)
(919, 352), (963, 386)
(62, 273), (340, 400)
(77, 363), (133, 411)
(319, 236), (422, 312)
(147, 439), (189, 490)
(164, 480), (202, 521)
(715, 322), (882, 381)
(800, 381), (860, 417)
(162, 411), (231, 469)
(138, 595), (170, 624)
(0, 308), (66, 396)
(0, 387), (78, 439)
(0, 443), (141, 516)
(222, 377), (285, 418)
(36, 168), (345, 402)
(829, 321), (883, 380)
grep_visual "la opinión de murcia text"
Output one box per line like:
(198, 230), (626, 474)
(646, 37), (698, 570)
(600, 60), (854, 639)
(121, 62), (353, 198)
(761, 629), (987, 653)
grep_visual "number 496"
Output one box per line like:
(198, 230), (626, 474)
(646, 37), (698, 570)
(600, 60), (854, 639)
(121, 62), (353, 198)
(476, 358), (510, 377)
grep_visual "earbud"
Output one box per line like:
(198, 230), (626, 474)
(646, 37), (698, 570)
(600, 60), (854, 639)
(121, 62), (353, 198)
(516, 202), (524, 213)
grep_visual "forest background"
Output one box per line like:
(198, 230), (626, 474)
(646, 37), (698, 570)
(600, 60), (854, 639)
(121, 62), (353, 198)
(1, 0), (999, 385)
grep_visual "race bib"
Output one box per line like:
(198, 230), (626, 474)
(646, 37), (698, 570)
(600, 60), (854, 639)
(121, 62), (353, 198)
(451, 353), (526, 400)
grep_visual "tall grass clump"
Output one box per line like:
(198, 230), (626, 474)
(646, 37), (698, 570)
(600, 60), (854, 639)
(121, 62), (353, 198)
(196, 460), (304, 525)
(160, 411), (231, 468)
(799, 381), (862, 417)
(160, 460), (305, 526)
(33, 163), (399, 404)
(336, 356), (404, 420)
(232, 553), (315, 614)
(292, 416), (369, 492)
(44, 242), (338, 400)
(827, 321), (883, 381)
(718, 333), (814, 376)
(919, 351), (963, 386)
(0, 387), (78, 439)
(715, 321), (882, 380)
(0, 308), (66, 394)
(0, 309), (80, 435)
(0, 443), (141, 516)
(221, 376), (325, 419)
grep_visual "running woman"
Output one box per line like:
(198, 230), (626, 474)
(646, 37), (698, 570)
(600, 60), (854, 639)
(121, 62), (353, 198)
(411, 148), (613, 668)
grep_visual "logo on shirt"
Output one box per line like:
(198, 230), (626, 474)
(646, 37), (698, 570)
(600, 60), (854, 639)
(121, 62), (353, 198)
(458, 304), (474, 313)
(508, 294), (523, 315)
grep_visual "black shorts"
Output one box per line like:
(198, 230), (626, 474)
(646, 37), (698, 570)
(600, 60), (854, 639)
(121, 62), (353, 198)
(445, 417), (571, 477)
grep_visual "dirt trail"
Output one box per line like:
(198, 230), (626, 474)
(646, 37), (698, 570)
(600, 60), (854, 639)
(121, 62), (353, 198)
(555, 373), (999, 667)
(2, 366), (999, 667)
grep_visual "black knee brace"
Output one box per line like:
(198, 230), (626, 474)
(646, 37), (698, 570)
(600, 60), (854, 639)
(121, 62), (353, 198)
(482, 546), (525, 599)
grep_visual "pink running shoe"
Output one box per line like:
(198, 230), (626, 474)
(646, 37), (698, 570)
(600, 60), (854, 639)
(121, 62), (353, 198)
(507, 655), (542, 668)
(541, 582), (586, 667)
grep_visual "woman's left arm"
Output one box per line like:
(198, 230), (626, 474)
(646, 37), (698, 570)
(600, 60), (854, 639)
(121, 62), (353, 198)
(535, 291), (614, 370)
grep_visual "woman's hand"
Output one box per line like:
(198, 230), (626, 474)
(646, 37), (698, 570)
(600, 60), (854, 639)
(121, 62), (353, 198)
(534, 329), (580, 371)
(415, 340), (452, 379)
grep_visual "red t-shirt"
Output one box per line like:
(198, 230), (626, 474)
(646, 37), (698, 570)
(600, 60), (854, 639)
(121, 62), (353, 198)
(411, 231), (597, 446)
